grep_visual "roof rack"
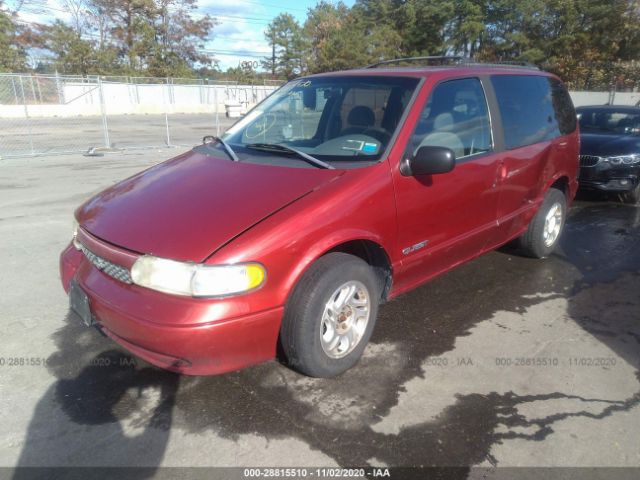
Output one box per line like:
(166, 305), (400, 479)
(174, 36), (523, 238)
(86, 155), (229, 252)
(464, 60), (540, 70)
(365, 56), (462, 68)
(364, 56), (540, 70)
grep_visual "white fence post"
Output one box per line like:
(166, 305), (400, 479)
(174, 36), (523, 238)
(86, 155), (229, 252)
(163, 83), (171, 147)
(55, 72), (63, 104)
(97, 77), (111, 148)
(10, 76), (18, 104)
(18, 76), (35, 155)
(215, 86), (220, 136)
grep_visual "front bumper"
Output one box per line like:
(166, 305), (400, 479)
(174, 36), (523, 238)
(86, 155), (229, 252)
(578, 163), (639, 192)
(60, 241), (283, 375)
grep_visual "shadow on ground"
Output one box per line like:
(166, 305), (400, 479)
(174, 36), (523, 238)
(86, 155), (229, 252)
(14, 200), (640, 478)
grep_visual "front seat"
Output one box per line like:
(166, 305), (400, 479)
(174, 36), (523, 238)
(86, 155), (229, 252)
(340, 106), (376, 136)
(415, 112), (465, 159)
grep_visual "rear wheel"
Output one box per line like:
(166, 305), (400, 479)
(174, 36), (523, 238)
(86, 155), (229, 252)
(280, 252), (380, 377)
(519, 188), (567, 258)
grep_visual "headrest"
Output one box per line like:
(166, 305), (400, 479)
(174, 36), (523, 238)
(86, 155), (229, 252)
(348, 106), (375, 127)
(433, 112), (454, 130)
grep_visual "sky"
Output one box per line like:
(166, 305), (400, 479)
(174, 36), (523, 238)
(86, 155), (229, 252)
(8, 0), (357, 71)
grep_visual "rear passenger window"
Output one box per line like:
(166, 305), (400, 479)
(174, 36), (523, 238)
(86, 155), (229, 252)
(410, 78), (492, 160)
(549, 79), (577, 135)
(491, 75), (575, 149)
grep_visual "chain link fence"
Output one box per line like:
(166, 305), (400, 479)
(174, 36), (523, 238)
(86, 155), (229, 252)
(546, 61), (640, 92)
(0, 74), (283, 158)
(2, 71), (639, 158)
(544, 61), (640, 108)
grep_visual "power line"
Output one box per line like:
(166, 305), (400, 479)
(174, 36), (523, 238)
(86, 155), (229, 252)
(15, 5), (273, 29)
(11, 1), (276, 63)
(13, 18), (271, 58)
(204, 52), (267, 59)
(17, 7), (272, 24)
(16, 0), (69, 14)
(229, 0), (308, 14)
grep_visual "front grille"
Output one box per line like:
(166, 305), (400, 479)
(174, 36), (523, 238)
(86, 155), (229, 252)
(79, 244), (133, 284)
(579, 155), (601, 167)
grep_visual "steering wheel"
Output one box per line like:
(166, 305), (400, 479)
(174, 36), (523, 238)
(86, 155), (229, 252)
(361, 127), (391, 145)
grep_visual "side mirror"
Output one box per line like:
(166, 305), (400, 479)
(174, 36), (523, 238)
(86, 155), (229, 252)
(400, 146), (456, 176)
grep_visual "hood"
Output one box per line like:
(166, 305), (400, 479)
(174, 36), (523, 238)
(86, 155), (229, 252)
(77, 150), (342, 262)
(580, 132), (640, 157)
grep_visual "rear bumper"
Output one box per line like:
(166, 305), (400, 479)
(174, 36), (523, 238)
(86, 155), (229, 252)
(60, 243), (283, 375)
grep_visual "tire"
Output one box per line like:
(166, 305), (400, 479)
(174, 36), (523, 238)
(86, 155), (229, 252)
(622, 182), (640, 204)
(519, 188), (567, 259)
(280, 252), (380, 377)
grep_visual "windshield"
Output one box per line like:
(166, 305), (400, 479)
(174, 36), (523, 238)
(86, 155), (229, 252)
(200, 76), (420, 168)
(578, 109), (640, 135)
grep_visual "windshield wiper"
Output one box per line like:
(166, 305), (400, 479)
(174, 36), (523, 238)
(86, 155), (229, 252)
(245, 143), (335, 169)
(202, 135), (239, 162)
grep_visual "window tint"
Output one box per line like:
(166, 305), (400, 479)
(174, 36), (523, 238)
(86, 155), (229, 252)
(550, 79), (577, 135)
(491, 75), (575, 149)
(409, 78), (492, 160)
(578, 109), (640, 135)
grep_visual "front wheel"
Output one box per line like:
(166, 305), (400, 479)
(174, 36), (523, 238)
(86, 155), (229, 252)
(280, 252), (380, 377)
(519, 188), (567, 258)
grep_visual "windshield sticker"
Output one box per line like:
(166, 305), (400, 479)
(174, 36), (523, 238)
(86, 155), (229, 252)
(341, 140), (379, 154)
(342, 140), (365, 151)
(363, 142), (378, 153)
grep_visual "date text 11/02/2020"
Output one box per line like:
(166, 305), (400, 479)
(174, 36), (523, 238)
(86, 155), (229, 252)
(242, 468), (391, 478)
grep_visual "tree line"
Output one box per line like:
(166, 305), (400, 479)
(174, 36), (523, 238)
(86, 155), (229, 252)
(2, 0), (640, 89)
(0, 0), (216, 77)
(261, 0), (640, 90)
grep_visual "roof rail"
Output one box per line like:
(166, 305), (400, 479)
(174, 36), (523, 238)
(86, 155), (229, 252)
(364, 56), (540, 70)
(365, 56), (462, 68)
(464, 60), (540, 70)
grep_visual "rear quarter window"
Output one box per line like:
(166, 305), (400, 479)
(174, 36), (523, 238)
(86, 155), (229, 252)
(491, 75), (575, 150)
(550, 79), (577, 135)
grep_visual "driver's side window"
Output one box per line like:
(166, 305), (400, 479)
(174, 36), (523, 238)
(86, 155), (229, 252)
(410, 78), (492, 160)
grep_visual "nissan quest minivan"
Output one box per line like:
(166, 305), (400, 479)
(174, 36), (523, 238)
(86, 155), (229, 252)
(60, 60), (579, 377)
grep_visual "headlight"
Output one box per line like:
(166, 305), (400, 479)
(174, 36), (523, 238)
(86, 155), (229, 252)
(130, 255), (266, 297)
(72, 218), (81, 250)
(604, 154), (640, 165)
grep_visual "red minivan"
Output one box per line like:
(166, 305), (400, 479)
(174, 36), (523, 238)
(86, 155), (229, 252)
(60, 61), (579, 377)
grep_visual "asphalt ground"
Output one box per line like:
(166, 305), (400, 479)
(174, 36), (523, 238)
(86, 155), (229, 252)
(0, 150), (639, 479)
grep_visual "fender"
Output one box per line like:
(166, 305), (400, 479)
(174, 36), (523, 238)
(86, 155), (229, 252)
(279, 229), (394, 303)
(207, 176), (398, 310)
